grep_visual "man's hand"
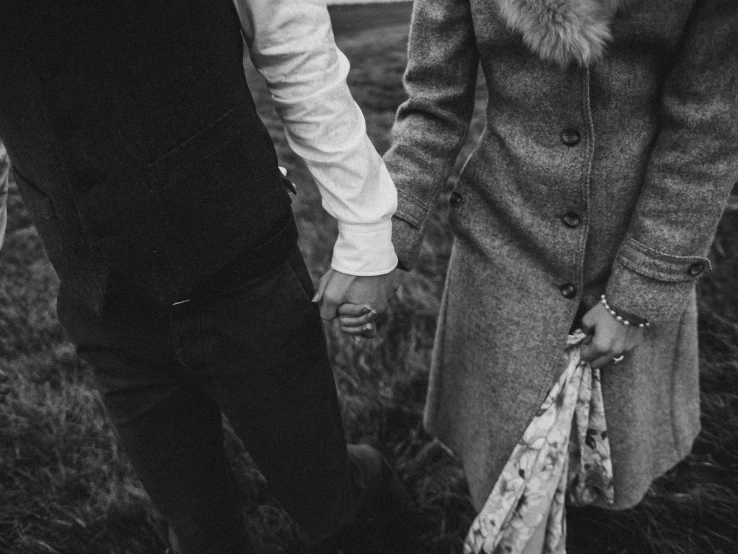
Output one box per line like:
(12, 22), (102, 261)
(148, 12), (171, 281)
(579, 303), (645, 369)
(312, 268), (399, 324)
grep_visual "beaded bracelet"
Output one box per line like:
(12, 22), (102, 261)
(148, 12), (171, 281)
(600, 294), (651, 328)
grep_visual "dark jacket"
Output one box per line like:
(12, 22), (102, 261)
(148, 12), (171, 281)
(384, 0), (738, 510)
(0, 0), (295, 313)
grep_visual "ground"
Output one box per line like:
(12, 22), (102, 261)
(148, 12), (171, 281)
(1, 3), (737, 553)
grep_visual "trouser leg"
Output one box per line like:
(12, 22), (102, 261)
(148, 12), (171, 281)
(172, 246), (353, 542)
(59, 244), (356, 550)
(58, 274), (252, 554)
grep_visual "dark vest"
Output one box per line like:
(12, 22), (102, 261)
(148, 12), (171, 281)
(0, 0), (295, 313)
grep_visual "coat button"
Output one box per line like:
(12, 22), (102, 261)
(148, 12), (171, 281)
(562, 212), (581, 228)
(561, 129), (581, 146)
(559, 283), (577, 299)
(688, 262), (705, 276)
(450, 191), (464, 206)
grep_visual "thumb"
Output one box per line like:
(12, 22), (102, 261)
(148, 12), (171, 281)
(316, 270), (340, 320)
(320, 299), (339, 321)
(580, 305), (597, 336)
(312, 270), (331, 304)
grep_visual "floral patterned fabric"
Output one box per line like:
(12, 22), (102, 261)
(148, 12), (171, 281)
(464, 332), (614, 554)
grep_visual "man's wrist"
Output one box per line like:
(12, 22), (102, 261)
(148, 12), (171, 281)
(331, 220), (398, 276)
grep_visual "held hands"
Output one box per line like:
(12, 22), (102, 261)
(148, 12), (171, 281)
(579, 302), (645, 369)
(312, 268), (399, 342)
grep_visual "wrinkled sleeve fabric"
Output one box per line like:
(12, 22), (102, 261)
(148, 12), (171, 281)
(0, 142), (8, 250)
(382, 0), (478, 270)
(606, 0), (738, 322)
(233, 0), (397, 276)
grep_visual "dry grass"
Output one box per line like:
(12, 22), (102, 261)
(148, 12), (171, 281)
(1, 4), (737, 553)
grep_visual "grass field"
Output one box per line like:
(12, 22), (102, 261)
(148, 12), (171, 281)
(1, 3), (737, 553)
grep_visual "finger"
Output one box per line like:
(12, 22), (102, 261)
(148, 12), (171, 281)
(612, 340), (626, 357)
(624, 329), (644, 351)
(312, 271), (331, 304)
(340, 323), (377, 338)
(319, 291), (341, 320)
(337, 304), (374, 317)
(320, 301), (339, 321)
(318, 275), (341, 320)
(590, 353), (615, 369)
(341, 325), (368, 335)
(368, 300), (389, 317)
(580, 337), (611, 363)
(580, 317), (595, 336)
(339, 317), (373, 329)
(580, 305), (599, 335)
(339, 312), (377, 328)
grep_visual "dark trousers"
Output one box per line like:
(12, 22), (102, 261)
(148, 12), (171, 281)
(58, 245), (353, 553)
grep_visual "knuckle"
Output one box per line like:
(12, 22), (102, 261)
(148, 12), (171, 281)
(373, 303), (388, 315)
(592, 338), (610, 353)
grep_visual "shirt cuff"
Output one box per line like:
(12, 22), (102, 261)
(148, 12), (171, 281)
(331, 220), (398, 276)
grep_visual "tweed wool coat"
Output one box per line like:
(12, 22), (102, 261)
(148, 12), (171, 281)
(384, 0), (738, 510)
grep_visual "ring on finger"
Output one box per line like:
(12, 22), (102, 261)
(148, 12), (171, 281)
(612, 354), (625, 364)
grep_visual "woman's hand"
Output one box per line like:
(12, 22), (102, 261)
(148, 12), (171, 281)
(579, 303), (645, 369)
(337, 304), (379, 344)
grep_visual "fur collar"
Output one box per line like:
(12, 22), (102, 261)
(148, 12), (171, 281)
(494, 0), (629, 66)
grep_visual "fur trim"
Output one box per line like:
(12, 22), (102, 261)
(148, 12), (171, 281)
(495, 0), (629, 66)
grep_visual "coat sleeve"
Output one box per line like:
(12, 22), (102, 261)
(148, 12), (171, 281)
(382, 0), (478, 270)
(605, 0), (738, 322)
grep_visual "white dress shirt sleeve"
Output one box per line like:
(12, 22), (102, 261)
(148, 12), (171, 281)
(232, 0), (398, 276)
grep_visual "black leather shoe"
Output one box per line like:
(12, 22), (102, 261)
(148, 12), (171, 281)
(347, 444), (414, 524)
(314, 445), (415, 554)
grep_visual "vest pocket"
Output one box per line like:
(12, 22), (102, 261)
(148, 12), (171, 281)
(74, 99), (291, 303)
(12, 168), (58, 224)
(12, 169), (68, 270)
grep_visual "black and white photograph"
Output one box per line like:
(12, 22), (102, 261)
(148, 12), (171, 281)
(1, 0), (737, 553)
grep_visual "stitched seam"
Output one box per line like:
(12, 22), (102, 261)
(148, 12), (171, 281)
(624, 237), (709, 264)
(615, 256), (697, 283)
(395, 205), (425, 228)
(669, 307), (686, 459)
(580, 66), (596, 296)
(398, 188), (432, 211)
(539, 67), (595, 412)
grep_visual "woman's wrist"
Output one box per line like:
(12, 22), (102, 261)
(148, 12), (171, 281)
(600, 294), (651, 329)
